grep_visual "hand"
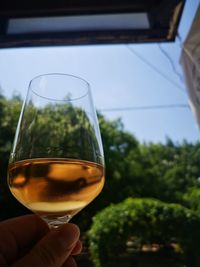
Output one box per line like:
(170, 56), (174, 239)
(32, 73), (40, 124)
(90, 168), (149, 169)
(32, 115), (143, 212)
(0, 214), (82, 267)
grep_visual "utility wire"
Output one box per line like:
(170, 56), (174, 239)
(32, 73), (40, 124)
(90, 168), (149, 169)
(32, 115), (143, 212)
(99, 103), (189, 112)
(177, 32), (184, 48)
(157, 44), (184, 83)
(99, 43), (190, 113)
(126, 45), (186, 94)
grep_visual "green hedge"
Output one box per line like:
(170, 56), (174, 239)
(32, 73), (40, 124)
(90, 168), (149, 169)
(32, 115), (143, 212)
(88, 198), (200, 267)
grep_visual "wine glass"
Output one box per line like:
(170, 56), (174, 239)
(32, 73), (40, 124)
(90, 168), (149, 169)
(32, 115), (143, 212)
(7, 73), (105, 228)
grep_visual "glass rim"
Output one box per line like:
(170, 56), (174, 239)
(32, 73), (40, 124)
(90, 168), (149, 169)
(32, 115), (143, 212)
(28, 73), (90, 102)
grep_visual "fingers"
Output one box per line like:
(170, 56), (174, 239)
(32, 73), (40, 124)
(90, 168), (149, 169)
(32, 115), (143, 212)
(71, 240), (82, 255)
(11, 223), (80, 267)
(0, 215), (49, 265)
(0, 215), (49, 243)
(62, 257), (77, 267)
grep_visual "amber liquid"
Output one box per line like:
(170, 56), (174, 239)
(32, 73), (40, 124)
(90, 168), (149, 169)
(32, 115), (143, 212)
(8, 158), (104, 224)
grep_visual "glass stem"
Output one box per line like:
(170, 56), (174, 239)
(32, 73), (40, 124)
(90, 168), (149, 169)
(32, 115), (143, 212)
(41, 214), (72, 228)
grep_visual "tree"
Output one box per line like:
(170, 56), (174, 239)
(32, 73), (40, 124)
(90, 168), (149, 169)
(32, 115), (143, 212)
(1, 95), (200, 228)
(74, 114), (141, 229)
(0, 96), (28, 219)
(183, 187), (200, 212)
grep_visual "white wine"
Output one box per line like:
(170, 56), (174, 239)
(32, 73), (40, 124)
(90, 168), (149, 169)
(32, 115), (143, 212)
(8, 158), (105, 220)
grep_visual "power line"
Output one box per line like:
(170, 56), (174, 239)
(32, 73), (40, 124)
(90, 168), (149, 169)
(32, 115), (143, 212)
(157, 44), (184, 83)
(177, 32), (184, 49)
(126, 45), (186, 94)
(99, 103), (189, 112)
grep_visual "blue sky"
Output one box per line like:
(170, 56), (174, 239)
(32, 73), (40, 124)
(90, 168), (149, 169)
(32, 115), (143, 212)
(0, 0), (199, 144)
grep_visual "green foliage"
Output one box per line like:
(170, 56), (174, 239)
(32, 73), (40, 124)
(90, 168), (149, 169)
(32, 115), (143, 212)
(0, 96), (22, 177)
(0, 96), (103, 220)
(1, 94), (200, 267)
(97, 114), (140, 203)
(183, 187), (200, 212)
(0, 96), (22, 160)
(1, 95), (200, 227)
(73, 114), (140, 229)
(12, 101), (101, 163)
(88, 198), (200, 267)
(76, 129), (200, 231)
(0, 96), (29, 218)
(137, 141), (200, 203)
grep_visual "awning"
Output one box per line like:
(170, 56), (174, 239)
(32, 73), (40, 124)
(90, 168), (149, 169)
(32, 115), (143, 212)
(0, 0), (185, 47)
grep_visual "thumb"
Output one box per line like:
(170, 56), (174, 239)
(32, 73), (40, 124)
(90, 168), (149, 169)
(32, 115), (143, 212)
(12, 224), (80, 267)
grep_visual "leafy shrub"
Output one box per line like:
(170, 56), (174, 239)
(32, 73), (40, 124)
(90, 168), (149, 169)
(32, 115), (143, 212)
(88, 198), (200, 267)
(183, 187), (200, 213)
